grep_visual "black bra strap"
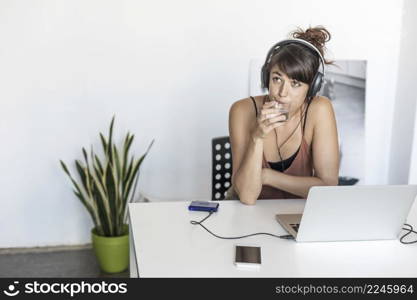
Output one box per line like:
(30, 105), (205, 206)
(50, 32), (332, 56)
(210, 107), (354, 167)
(250, 96), (258, 118)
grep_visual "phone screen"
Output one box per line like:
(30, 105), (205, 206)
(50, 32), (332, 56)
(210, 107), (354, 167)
(235, 245), (261, 265)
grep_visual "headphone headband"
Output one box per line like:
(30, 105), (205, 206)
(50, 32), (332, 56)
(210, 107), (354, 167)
(264, 38), (325, 76)
(261, 38), (326, 99)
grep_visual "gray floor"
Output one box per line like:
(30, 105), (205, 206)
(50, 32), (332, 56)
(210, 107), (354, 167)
(0, 248), (129, 278)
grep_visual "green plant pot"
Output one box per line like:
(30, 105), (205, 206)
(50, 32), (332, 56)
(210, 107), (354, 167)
(91, 224), (129, 274)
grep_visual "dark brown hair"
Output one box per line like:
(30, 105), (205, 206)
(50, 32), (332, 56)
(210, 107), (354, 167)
(265, 26), (333, 86)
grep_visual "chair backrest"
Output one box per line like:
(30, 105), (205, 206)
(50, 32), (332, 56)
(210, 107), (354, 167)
(211, 136), (233, 200)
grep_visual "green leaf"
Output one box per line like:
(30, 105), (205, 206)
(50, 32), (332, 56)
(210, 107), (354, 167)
(75, 160), (88, 193)
(91, 183), (112, 236)
(123, 158), (141, 201)
(73, 190), (100, 233)
(113, 144), (123, 230)
(113, 145), (122, 182)
(122, 139), (154, 209)
(61, 161), (87, 199)
(92, 164), (105, 193)
(94, 154), (104, 176)
(60, 160), (71, 177)
(90, 165), (113, 236)
(60, 160), (98, 227)
(110, 158), (121, 234)
(107, 116), (115, 163)
(106, 162), (117, 234)
(82, 148), (88, 165)
(88, 174), (102, 234)
(123, 156), (134, 189)
(121, 133), (131, 180)
(99, 133), (107, 155)
(123, 171), (140, 225)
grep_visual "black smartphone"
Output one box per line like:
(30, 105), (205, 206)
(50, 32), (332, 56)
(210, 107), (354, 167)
(234, 245), (261, 269)
(188, 201), (219, 212)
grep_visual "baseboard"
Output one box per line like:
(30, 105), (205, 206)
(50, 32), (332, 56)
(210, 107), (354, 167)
(0, 243), (93, 255)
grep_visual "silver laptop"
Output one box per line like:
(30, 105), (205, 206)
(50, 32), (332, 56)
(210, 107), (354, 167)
(276, 185), (417, 242)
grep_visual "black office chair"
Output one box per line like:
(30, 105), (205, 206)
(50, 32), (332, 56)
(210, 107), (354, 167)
(211, 136), (233, 200)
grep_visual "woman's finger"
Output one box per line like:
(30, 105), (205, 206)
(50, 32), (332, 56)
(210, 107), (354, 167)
(261, 108), (280, 116)
(258, 113), (275, 123)
(262, 101), (277, 108)
(265, 119), (285, 131)
(271, 121), (286, 128)
(267, 114), (287, 124)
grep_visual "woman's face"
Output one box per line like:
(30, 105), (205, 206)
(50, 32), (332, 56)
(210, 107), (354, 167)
(268, 64), (309, 113)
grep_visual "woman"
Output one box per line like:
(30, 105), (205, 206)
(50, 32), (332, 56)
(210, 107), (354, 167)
(228, 26), (339, 205)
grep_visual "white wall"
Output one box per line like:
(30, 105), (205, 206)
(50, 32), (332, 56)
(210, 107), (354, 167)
(408, 14), (417, 186)
(392, 0), (417, 184)
(410, 115), (417, 184)
(0, 0), (406, 247)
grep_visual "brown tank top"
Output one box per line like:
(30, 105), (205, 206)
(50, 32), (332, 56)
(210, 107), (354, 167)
(251, 96), (313, 199)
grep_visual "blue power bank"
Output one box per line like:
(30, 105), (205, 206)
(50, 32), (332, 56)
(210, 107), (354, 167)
(188, 201), (219, 212)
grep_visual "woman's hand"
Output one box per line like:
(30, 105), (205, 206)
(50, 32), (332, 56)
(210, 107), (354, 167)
(251, 101), (286, 141)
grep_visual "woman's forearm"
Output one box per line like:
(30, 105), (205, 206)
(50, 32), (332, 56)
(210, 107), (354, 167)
(233, 137), (264, 205)
(263, 168), (338, 198)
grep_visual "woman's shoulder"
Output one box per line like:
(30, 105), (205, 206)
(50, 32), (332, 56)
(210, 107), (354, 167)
(229, 95), (264, 116)
(307, 95), (335, 119)
(302, 96), (335, 146)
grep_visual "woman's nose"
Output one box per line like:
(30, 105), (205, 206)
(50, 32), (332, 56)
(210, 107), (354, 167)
(279, 81), (289, 97)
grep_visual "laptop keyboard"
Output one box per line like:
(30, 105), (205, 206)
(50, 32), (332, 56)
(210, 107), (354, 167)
(290, 223), (300, 232)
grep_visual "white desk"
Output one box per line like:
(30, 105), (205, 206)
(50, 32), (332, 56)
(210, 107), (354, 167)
(128, 199), (417, 278)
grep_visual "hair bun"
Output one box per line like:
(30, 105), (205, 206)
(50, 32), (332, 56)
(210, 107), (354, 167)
(291, 26), (331, 54)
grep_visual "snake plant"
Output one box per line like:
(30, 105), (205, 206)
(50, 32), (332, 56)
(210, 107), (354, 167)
(60, 116), (154, 237)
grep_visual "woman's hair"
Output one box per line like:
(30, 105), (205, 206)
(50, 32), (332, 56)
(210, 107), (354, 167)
(265, 26), (333, 86)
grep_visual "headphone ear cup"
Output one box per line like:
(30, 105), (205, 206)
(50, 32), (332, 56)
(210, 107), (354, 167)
(261, 64), (268, 89)
(307, 72), (324, 99)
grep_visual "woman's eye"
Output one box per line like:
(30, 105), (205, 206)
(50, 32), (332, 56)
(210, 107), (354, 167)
(272, 77), (282, 82)
(292, 81), (301, 87)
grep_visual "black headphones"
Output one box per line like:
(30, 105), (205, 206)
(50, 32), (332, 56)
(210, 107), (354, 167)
(261, 38), (325, 100)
